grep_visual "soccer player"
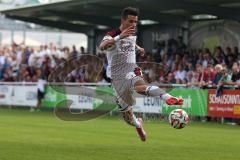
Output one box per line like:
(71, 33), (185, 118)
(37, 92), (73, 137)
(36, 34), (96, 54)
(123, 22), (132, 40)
(99, 7), (183, 141)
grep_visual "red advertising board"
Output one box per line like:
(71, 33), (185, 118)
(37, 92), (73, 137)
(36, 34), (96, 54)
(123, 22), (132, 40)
(208, 89), (240, 118)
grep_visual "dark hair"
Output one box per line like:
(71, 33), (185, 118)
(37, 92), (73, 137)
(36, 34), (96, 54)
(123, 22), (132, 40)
(121, 7), (139, 19)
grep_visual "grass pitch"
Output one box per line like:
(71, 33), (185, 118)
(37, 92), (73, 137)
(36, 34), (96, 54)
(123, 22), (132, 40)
(0, 108), (239, 160)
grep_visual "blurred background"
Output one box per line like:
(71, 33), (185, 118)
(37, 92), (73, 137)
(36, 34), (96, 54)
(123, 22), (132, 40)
(0, 1), (239, 160)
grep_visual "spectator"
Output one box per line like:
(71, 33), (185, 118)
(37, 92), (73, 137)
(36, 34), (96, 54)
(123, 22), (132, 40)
(218, 66), (232, 86)
(231, 64), (240, 84)
(213, 46), (225, 64)
(63, 47), (70, 59)
(215, 66), (232, 97)
(80, 46), (86, 55)
(162, 53), (173, 71)
(226, 54), (236, 69)
(199, 63), (215, 88)
(186, 70), (200, 88)
(175, 64), (187, 84)
(22, 46), (31, 65)
(213, 64), (223, 86)
(71, 45), (78, 58)
(165, 72), (176, 84)
(196, 51), (204, 65)
(202, 50), (214, 68)
(224, 46), (237, 68)
(3, 67), (14, 81)
(16, 46), (23, 68)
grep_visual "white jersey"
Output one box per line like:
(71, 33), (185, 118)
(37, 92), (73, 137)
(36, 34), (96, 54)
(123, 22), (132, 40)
(37, 79), (46, 92)
(102, 29), (137, 80)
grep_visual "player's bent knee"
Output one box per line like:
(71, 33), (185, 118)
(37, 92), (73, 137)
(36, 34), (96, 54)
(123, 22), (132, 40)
(133, 79), (148, 95)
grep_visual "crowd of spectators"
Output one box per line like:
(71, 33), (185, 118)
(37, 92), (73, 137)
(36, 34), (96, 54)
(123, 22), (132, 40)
(0, 44), (100, 83)
(137, 45), (240, 89)
(0, 39), (240, 89)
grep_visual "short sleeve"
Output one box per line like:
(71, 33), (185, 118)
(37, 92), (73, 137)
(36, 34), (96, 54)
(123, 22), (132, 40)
(102, 35), (113, 42)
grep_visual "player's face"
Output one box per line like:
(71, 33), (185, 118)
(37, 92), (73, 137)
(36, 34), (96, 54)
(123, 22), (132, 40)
(121, 15), (138, 30)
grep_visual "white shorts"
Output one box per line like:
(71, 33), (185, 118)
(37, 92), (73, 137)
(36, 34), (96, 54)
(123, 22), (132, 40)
(112, 71), (144, 112)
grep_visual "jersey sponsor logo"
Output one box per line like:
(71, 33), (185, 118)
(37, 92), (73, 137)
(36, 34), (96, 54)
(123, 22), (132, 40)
(119, 40), (134, 53)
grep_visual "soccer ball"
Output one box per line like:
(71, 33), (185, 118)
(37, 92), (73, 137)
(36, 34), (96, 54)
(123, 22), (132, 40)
(168, 109), (189, 129)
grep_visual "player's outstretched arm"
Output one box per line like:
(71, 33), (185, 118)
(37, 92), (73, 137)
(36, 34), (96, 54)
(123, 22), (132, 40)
(99, 38), (115, 51)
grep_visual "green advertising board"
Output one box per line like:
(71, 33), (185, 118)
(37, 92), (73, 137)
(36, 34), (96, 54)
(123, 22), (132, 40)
(93, 86), (117, 111)
(42, 85), (208, 116)
(43, 86), (66, 108)
(162, 89), (208, 116)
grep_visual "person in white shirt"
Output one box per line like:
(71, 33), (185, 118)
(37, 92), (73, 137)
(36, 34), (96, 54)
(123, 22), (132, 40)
(36, 68), (46, 111)
(175, 64), (187, 84)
